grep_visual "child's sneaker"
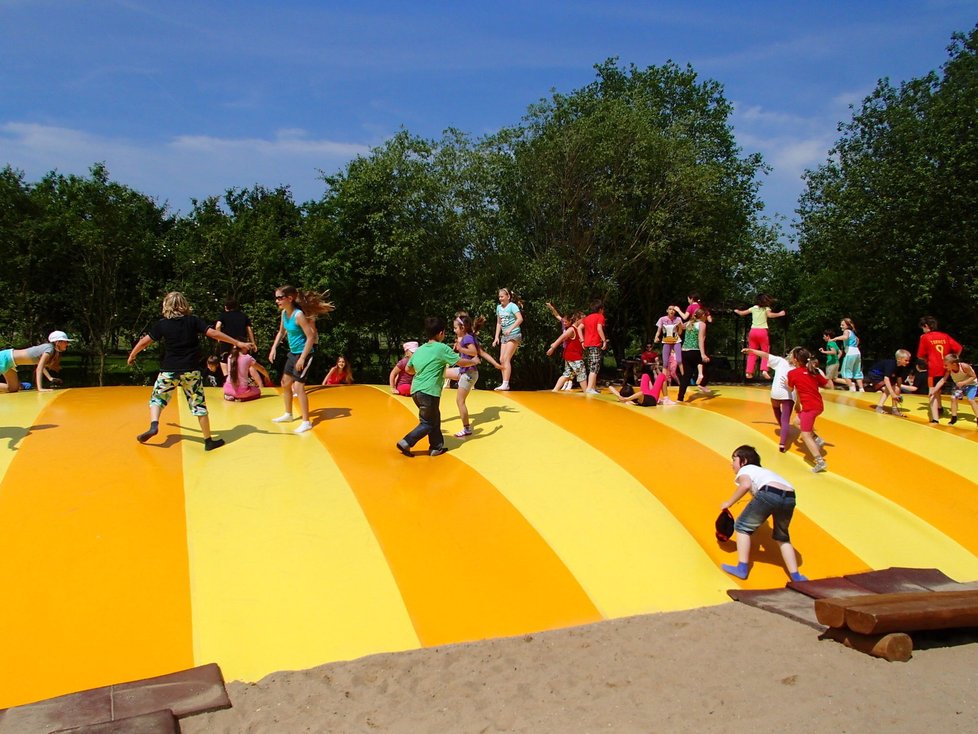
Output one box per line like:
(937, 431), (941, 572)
(561, 382), (573, 391)
(204, 437), (225, 451)
(812, 458), (828, 473)
(294, 421), (313, 434)
(814, 436), (825, 448)
(875, 405), (885, 414)
(395, 440), (413, 457)
(949, 415), (959, 425)
(429, 447), (448, 457)
(891, 407), (904, 417)
(272, 413), (294, 423)
(19, 382), (32, 390)
(454, 426), (472, 437)
(585, 388), (600, 395)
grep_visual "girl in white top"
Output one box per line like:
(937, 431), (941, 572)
(743, 347), (796, 452)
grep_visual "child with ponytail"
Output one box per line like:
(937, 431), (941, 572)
(268, 285), (335, 434)
(786, 346), (831, 473)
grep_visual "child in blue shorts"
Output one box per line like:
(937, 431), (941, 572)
(720, 444), (807, 582)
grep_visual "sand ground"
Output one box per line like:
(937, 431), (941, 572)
(182, 601), (978, 734)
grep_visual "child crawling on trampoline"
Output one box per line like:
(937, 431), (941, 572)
(128, 291), (253, 451)
(720, 444), (807, 583)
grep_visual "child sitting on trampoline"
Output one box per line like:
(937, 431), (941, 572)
(608, 362), (675, 407)
(128, 291), (253, 451)
(720, 444), (807, 582)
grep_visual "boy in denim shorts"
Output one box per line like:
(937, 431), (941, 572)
(719, 445), (807, 582)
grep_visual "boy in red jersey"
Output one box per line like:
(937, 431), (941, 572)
(917, 316), (962, 423)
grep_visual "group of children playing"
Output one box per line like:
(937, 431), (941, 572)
(6, 287), (976, 587)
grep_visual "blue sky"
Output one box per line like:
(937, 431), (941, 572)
(2, 1), (976, 236)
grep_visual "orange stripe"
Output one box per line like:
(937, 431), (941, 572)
(705, 397), (978, 557)
(0, 388), (193, 708)
(306, 386), (601, 645)
(506, 393), (865, 588)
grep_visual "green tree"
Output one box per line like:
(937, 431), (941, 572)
(796, 26), (978, 354)
(30, 164), (172, 383)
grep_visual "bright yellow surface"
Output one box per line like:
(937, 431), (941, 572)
(1, 383), (976, 708)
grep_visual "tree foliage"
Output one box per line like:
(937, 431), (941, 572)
(796, 25), (978, 354)
(1, 58), (782, 388)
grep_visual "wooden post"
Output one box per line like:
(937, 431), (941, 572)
(820, 628), (913, 662)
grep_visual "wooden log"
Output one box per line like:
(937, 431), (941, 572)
(820, 628), (913, 662)
(814, 590), (978, 629)
(845, 591), (978, 634)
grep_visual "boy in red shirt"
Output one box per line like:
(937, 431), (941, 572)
(917, 316), (962, 423)
(582, 300), (608, 395)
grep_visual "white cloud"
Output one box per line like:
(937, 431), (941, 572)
(0, 122), (370, 212)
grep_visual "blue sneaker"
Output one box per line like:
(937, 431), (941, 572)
(19, 382), (32, 390)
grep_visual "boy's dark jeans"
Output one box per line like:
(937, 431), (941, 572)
(403, 391), (443, 449)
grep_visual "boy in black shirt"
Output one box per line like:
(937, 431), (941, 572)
(867, 349), (912, 416)
(128, 292), (253, 450)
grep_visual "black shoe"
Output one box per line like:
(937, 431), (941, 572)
(396, 440), (414, 457)
(949, 416), (958, 425)
(929, 419), (940, 424)
(429, 447), (448, 457)
(204, 437), (225, 451)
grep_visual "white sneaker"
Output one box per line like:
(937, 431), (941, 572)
(494, 384), (510, 391)
(585, 388), (600, 395)
(294, 421), (313, 434)
(814, 436), (825, 447)
(812, 459), (827, 474)
(272, 413), (294, 423)
(561, 382), (573, 391)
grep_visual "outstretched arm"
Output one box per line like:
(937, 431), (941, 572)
(127, 334), (155, 365)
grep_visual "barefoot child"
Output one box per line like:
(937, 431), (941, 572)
(934, 354), (978, 426)
(720, 444), (807, 582)
(786, 346), (831, 473)
(389, 341), (418, 396)
(128, 292), (252, 451)
(396, 316), (479, 457)
(608, 364), (675, 407)
(867, 349), (912, 416)
(223, 344), (263, 402)
(547, 311), (586, 392)
(734, 294), (786, 379)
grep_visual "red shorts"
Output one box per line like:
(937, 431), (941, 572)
(798, 407), (822, 433)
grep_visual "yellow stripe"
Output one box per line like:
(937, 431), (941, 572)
(0, 390), (60, 483)
(670, 391), (978, 579)
(180, 389), (419, 681)
(422, 386), (731, 615)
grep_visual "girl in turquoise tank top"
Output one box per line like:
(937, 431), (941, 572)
(269, 285), (335, 433)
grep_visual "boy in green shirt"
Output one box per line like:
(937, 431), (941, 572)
(397, 316), (480, 457)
